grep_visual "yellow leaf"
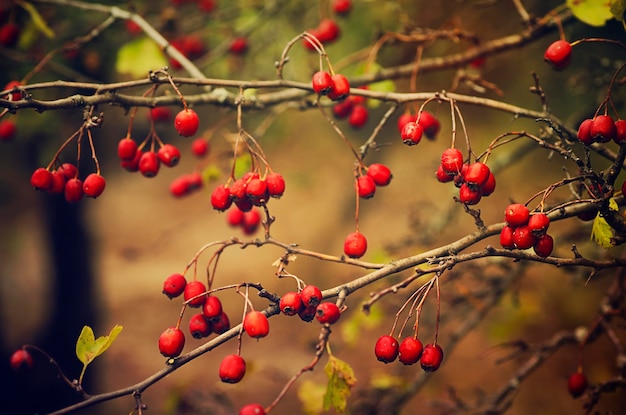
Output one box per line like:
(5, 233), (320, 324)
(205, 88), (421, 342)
(590, 199), (618, 249)
(116, 37), (168, 77)
(323, 355), (357, 413)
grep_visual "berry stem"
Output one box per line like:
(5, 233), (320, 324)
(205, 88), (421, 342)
(86, 129), (101, 176)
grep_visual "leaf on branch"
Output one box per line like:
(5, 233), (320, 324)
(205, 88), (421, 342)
(590, 199), (619, 249)
(19, 1), (55, 38)
(567, 0), (614, 27)
(116, 37), (168, 77)
(610, 0), (626, 29)
(76, 325), (123, 367)
(323, 355), (357, 413)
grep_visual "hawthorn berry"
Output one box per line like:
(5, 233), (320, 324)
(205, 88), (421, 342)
(211, 184), (233, 211)
(435, 164), (454, 183)
(189, 313), (212, 338)
(512, 225), (537, 250)
(246, 177), (268, 204)
(300, 285), (323, 308)
(480, 172), (496, 196)
(316, 19), (340, 43)
(567, 372), (588, 398)
(48, 171), (66, 195)
(614, 119), (626, 144)
(10, 349), (34, 371)
(191, 138), (209, 157)
(226, 206), (245, 227)
(239, 403), (266, 415)
(504, 203), (529, 227)
(139, 151), (160, 178)
(202, 295), (223, 321)
(197, 0), (217, 13)
(183, 280), (207, 307)
(440, 148), (464, 174)
(158, 327), (185, 358)
(528, 213), (550, 234)
(170, 175), (193, 197)
(162, 273), (187, 299)
(418, 111), (440, 139)
(219, 354), (246, 383)
(280, 291), (304, 316)
(82, 173), (106, 198)
(298, 305), (317, 322)
(398, 337), (424, 365)
(243, 310), (270, 338)
(328, 74), (350, 101)
(157, 144), (181, 167)
(374, 335), (399, 363)
(121, 149), (142, 172)
(174, 108), (200, 137)
(30, 168), (53, 191)
(212, 311), (231, 334)
(332, 0), (352, 15)
(0, 23), (20, 48)
(544, 39), (572, 70)
(3, 80), (23, 102)
(500, 225), (515, 249)
(533, 233), (554, 258)
(315, 301), (341, 324)
(397, 113), (417, 133)
(591, 115), (617, 143)
(464, 162), (490, 187)
(420, 343), (444, 372)
(265, 172), (286, 198)
(150, 107), (172, 123)
(577, 118), (594, 145)
(312, 71), (334, 96)
(229, 37), (249, 55)
(348, 105), (368, 128)
(242, 208), (262, 234)
(357, 175), (376, 199)
(117, 137), (138, 161)
(333, 99), (354, 118)
(400, 121), (424, 146)
(64, 178), (84, 203)
(458, 182), (481, 205)
(0, 119), (16, 141)
(343, 231), (367, 258)
(367, 163), (392, 186)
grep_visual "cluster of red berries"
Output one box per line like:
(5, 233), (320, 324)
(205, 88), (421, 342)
(544, 39), (573, 70)
(30, 163), (106, 203)
(333, 87), (369, 129)
(357, 163), (393, 199)
(374, 335), (444, 372)
(211, 171), (286, 213)
(312, 70), (351, 101)
(577, 114), (626, 145)
(117, 137), (181, 177)
(500, 203), (553, 257)
(279, 285), (341, 324)
(303, 19), (341, 50)
(398, 111), (441, 145)
(226, 205), (262, 235)
(169, 34), (207, 70)
(434, 149), (496, 205)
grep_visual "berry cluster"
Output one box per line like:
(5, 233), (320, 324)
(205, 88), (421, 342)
(435, 149), (496, 205)
(312, 70), (351, 101)
(169, 35), (207, 70)
(279, 285), (341, 324)
(226, 205), (262, 235)
(211, 171), (285, 211)
(332, 88), (369, 129)
(499, 203), (553, 257)
(577, 114), (626, 145)
(374, 335), (444, 372)
(117, 136), (181, 177)
(30, 163), (106, 203)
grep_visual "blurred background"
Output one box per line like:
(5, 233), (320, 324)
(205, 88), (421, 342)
(1, 0), (625, 414)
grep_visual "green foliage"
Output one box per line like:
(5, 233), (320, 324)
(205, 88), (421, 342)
(610, 0), (626, 28)
(590, 199), (619, 249)
(323, 354), (357, 413)
(76, 325), (123, 384)
(116, 37), (168, 77)
(567, 0), (614, 27)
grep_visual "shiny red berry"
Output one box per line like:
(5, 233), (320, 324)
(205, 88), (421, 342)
(30, 168), (53, 191)
(528, 213), (550, 234)
(348, 105), (368, 128)
(500, 225), (515, 249)
(567, 372), (588, 398)
(82, 173), (106, 198)
(202, 295), (223, 321)
(162, 273), (187, 299)
(117, 138), (138, 161)
(417, 111), (440, 139)
(401, 121), (424, 146)
(189, 313), (212, 338)
(280, 291), (304, 316)
(265, 172), (286, 198)
(211, 184), (233, 211)
(367, 163), (392, 186)
(157, 144), (181, 167)
(243, 311), (270, 338)
(0, 119), (16, 141)
(150, 107), (172, 122)
(312, 71), (334, 95)
(328, 74), (350, 101)
(440, 148), (464, 174)
(577, 118), (594, 144)
(512, 225), (537, 250)
(533, 233), (554, 257)
(505, 203), (530, 227)
(158, 327), (185, 357)
(544, 40), (572, 70)
(229, 37), (248, 55)
(343, 231), (367, 258)
(184, 280), (207, 307)
(332, 0), (352, 15)
(420, 343), (444, 372)
(239, 403), (266, 415)
(614, 119), (626, 144)
(591, 115), (617, 143)
(398, 337), (424, 365)
(300, 285), (323, 308)
(64, 178), (84, 203)
(174, 109), (200, 137)
(220, 354), (246, 383)
(212, 311), (231, 334)
(481, 172), (496, 196)
(458, 182), (481, 205)
(0, 23), (20, 48)
(10, 349), (34, 371)
(374, 335), (399, 363)
(357, 175), (376, 199)
(191, 138), (209, 157)
(139, 151), (160, 178)
(316, 19), (340, 43)
(48, 171), (66, 195)
(464, 162), (490, 187)
(315, 301), (341, 324)
(242, 208), (262, 234)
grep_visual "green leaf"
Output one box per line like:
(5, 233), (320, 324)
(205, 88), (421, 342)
(116, 37), (168, 77)
(610, 0), (626, 28)
(323, 355), (357, 413)
(76, 325), (123, 366)
(234, 153), (253, 178)
(590, 199), (619, 249)
(567, 0), (614, 26)
(19, 1), (55, 38)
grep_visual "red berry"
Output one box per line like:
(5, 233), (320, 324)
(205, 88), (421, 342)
(348, 105), (368, 128)
(398, 337), (423, 365)
(312, 71), (334, 96)
(397, 113), (417, 132)
(500, 225), (515, 249)
(505, 203), (530, 227)
(375, 335), (399, 363)
(198, 0), (216, 13)
(162, 273), (187, 299)
(139, 151), (160, 178)
(174, 108), (200, 137)
(191, 138), (209, 157)
(229, 37), (248, 55)
(300, 285), (323, 308)
(117, 137), (138, 161)
(591, 115), (617, 143)
(243, 310), (270, 338)
(219, 354), (246, 383)
(0, 23), (20, 48)
(170, 175), (192, 197)
(480, 172), (496, 196)
(202, 295), (223, 321)
(246, 178), (268, 204)
(567, 372), (588, 398)
(212, 311), (231, 334)
(242, 208), (262, 234)
(64, 178), (84, 203)
(157, 144), (181, 167)
(0, 119), (16, 141)
(211, 184), (233, 211)
(316, 19), (340, 43)
(189, 313), (212, 338)
(357, 175), (376, 199)
(420, 343), (444, 372)
(9, 349), (34, 371)
(150, 107), (172, 123)
(441, 148), (464, 174)
(184, 280), (207, 307)
(298, 305), (317, 322)
(125, 19), (142, 36)
(333, 99), (354, 118)
(343, 231), (367, 258)
(328, 74), (350, 101)
(544, 39), (572, 70)
(30, 168), (53, 191)
(239, 403), (266, 415)
(533, 233), (554, 257)
(458, 182), (481, 205)
(315, 301), (341, 324)
(280, 291), (304, 316)
(463, 162), (490, 187)
(158, 327), (185, 357)
(577, 118), (594, 145)
(614, 119), (626, 144)
(400, 121), (423, 146)
(512, 225), (537, 250)
(121, 148), (142, 172)
(303, 28), (322, 51)
(82, 173), (106, 198)
(48, 171), (66, 195)
(332, 0), (352, 15)
(265, 172), (286, 198)
(417, 111), (440, 139)
(3, 80), (23, 102)
(367, 163), (392, 186)
(435, 164), (454, 183)
(528, 213), (550, 234)
(226, 205), (245, 227)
